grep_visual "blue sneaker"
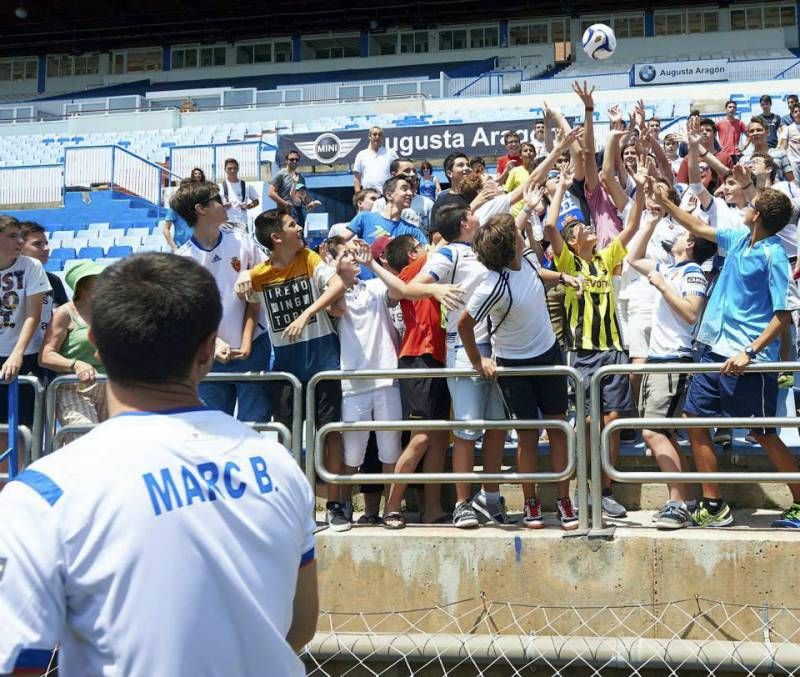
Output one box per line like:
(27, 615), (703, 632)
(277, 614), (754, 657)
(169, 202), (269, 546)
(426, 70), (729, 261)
(771, 502), (800, 528)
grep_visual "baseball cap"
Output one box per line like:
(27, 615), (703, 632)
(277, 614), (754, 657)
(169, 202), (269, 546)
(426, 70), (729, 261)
(370, 235), (393, 262)
(65, 260), (105, 292)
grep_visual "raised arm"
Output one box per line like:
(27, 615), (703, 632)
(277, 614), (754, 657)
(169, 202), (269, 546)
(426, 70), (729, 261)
(529, 127), (583, 187)
(686, 117), (714, 210)
(617, 164), (645, 249)
(625, 209), (660, 276)
(600, 129), (631, 211)
(649, 178), (717, 243)
(572, 80), (599, 190)
(542, 166), (572, 258)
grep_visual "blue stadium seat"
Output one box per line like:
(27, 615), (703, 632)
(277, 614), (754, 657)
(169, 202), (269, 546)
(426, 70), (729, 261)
(78, 247), (104, 260)
(51, 248), (76, 261)
(44, 259), (63, 272)
(107, 245), (133, 258)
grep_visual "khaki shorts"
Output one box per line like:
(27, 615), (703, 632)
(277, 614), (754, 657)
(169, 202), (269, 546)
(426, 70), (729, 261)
(546, 284), (567, 344)
(639, 363), (691, 435)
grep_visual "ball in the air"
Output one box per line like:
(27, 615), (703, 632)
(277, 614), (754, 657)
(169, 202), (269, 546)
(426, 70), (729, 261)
(582, 23), (616, 60)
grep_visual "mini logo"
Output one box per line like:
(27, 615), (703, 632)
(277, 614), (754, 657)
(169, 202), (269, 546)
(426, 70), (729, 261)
(296, 133), (360, 164)
(212, 254), (222, 263)
(639, 65), (657, 83)
(231, 256), (241, 272)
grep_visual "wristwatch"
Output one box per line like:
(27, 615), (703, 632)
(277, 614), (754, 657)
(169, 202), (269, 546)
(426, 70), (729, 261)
(744, 346), (758, 360)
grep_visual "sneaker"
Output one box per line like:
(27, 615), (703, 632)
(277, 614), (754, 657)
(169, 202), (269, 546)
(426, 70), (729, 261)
(342, 501), (354, 523)
(556, 497), (579, 530)
(656, 501), (692, 530)
(771, 502), (800, 528)
(471, 493), (508, 524)
(778, 372), (795, 389)
(522, 498), (545, 529)
(601, 493), (627, 518)
(325, 502), (352, 532)
(452, 501), (480, 529)
(692, 500), (734, 527)
(712, 429), (731, 445)
(651, 501), (669, 522)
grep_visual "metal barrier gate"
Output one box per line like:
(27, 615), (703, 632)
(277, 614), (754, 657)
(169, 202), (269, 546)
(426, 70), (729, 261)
(0, 376), (44, 479)
(590, 361), (800, 533)
(307, 366), (589, 531)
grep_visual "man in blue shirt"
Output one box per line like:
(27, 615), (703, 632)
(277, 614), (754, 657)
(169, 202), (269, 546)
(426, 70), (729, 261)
(345, 176), (428, 279)
(652, 182), (800, 529)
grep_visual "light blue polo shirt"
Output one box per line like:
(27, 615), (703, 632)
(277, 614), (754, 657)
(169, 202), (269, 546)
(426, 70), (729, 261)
(697, 226), (789, 362)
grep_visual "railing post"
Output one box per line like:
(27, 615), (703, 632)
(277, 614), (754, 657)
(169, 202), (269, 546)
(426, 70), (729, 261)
(7, 378), (18, 479)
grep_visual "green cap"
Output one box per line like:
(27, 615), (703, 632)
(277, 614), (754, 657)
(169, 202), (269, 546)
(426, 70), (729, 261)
(65, 260), (105, 293)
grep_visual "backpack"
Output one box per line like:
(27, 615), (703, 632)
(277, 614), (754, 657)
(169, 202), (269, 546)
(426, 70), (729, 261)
(223, 180), (246, 202)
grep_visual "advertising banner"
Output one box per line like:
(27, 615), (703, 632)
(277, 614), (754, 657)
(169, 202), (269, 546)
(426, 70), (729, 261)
(633, 59), (729, 87)
(278, 118), (559, 167)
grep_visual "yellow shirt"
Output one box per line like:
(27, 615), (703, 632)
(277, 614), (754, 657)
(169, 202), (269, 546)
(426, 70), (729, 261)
(504, 166), (530, 217)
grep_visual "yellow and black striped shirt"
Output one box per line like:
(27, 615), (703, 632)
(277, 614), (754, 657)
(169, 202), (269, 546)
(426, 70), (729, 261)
(554, 237), (626, 352)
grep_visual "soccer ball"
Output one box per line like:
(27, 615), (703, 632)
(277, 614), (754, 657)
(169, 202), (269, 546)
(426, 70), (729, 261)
(582, 24), (616, 60)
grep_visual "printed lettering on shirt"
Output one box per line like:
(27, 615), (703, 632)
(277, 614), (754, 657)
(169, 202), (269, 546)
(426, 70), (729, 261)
(263, 275), (317, 332)
(0, 269), (25, 328)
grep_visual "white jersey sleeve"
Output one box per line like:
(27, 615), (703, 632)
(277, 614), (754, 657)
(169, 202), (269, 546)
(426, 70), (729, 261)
(680, 263), (709, 298)
(0, 479), (66, 673)
(423, 246), (456, 283)
(466, 272), (508, 325)
(23, 258), (50, 298)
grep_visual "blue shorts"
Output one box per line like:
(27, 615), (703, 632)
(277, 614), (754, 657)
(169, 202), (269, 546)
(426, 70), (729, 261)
(683, 351), (778, 435)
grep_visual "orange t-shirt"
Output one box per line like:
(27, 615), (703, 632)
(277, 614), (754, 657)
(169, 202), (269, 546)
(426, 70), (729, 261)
(398, 254), (446, 364)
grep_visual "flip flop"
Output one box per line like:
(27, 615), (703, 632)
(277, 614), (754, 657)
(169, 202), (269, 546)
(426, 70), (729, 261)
(356, 513), (381, 526)
(382, 511), (406, 530)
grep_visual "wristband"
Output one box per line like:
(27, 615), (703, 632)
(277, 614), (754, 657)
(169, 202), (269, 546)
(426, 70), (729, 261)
(559, 272), (565, 284)
(585, 106), (594, 111)
(523, 205), (533, 214)
(742, 182), (753, 189)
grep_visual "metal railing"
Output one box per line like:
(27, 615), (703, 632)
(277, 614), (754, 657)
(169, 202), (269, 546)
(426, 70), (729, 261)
(168, 140), (265, 183)
(590, 361), (800, 532)
(306, 366), (589, 530)
(0, 375), (43, 479)
(45, 372), (303, 463)
(0, 163), (63, 206)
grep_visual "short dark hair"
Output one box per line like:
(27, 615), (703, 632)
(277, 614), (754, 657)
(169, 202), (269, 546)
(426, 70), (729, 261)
(472, 215), (516, 272)
(169, 181), (220, 226)
(469, 156), (486, 169)
(503, 131), (520, 144)
(788, 94), (799, 102)
(18, 221), (45, 240)
(0, 215), (19, 233)
(254, 208), (291, 251)
(382, 175), (408, 199)
(389, 157), (414, 175)
(533, 118), (544, 126)
(750, 151), (777, 182)
(754, 188), (792, 234)
(224, 157), (239, 168)
(385, 234), (418, 273)
(444, 152), (469, 175)
(724, 100), (736, 108)
(189, 167), (207, 182)
(352, 188), (378, 210)
(520, 142), (535, 153)
(285, 151), (300, 161)
(436, 204), (468, 242)
(760, 94), (772, 104)
(91, 253), (221, 387)
(699, 117), (716, 131)
(690, 237), (717, 265)
(420, 160), (434, 173)
(458, 173), (484, 204)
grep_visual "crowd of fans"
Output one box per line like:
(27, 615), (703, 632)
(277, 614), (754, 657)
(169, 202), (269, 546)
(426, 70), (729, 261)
(3, 81), (800, 533)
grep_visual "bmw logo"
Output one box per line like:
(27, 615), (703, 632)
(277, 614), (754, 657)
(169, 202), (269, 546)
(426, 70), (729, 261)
(639, 65), (657, 83)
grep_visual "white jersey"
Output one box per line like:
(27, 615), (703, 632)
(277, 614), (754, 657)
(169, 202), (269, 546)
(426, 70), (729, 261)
(339, 277), (399, 394)
(0, 409), (315, 677)
(648, 261), (709, 359)
(474, 194), (511, 226)
(372, 194), (434, 233)
(772, 180), (800, 258)
(178, 230), (266, 349)
(220, 180), (260, 225)
(0, 255), (50, 356)
(423, 241), (489, 348)
(353, 147), (397, 192)
(466, 249), (555, 360)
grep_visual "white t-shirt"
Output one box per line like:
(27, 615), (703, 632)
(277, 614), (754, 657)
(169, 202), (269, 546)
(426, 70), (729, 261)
(0, 256), (50, 356)
(177, 230), (266, 349)
(783, 122), (800, 162)
(0, 408), (315, 676)
(327, 222), (351, 238)
(772, 180), (800, 258)
(423, 241), (489, 348)
(220, 179), (260, 225)
(339, 277), (399, 394)
(353, 147), (397, 192)
(372, 194), (434, 233)
(475, 195), (511, 226)
(466, 250), (555, 360)
(648, 260), (709, 359)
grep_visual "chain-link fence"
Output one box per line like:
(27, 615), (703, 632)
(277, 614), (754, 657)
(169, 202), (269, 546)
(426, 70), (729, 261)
(301, 595), (800, 676)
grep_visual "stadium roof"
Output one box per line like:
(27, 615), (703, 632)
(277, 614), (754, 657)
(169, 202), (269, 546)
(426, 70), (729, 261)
(1, 1), (726, 56)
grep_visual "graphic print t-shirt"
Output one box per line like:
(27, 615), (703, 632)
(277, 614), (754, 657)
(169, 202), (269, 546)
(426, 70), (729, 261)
(249, 249), (340, 380)
(0, 256), (51, 356)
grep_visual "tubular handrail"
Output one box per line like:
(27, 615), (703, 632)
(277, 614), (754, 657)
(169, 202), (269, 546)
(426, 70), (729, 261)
(0, 376), (45, 472)
(306, 365), (588, 530)
(589, 360), (800, 531)
(44, 372), (303, 463)
(0, 425), (32, 481)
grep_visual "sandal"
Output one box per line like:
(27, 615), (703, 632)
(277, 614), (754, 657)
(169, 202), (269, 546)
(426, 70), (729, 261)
(382, 511), (407, 530)
(357, 513), (381, 526)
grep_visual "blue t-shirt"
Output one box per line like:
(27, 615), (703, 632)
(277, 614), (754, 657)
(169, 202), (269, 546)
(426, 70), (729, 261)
(418, 177), (436, 201)
(347, 212), (429, 279)
(697, 226), (789, 361)
(165, 208), (192, 248)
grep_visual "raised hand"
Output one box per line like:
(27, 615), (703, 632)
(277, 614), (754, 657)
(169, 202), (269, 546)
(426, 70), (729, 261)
(523, 184), (545, 210)
(608, 105), (623, 123)
(572, 80), (596, 108)
(347, 238), (372, 265)
(559, 164), (575, 190)
(686, 115), (704, 147)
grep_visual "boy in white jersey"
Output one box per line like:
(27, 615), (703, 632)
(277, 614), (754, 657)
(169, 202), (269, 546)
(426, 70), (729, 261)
(0, 253), (317, 676)
(170, 181), (271, 423)
(626, 208), (716, 529)
(459, 214), (581, 530)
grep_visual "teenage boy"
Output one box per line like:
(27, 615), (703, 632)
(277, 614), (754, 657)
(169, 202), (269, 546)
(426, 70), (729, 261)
(345, 176), (428, 279)
(546, 167), (644, 518)
(234, 208), (353, 531)
(496, 131), (523, 184)
(759, 95), (782, 148)
(459, 214), (581, 529)
(430, 153), (473, 231)
(328, 188), (380, 238)
(0, 253), (317, 675)
(716, 100), (746, 161)
(170, 181), (271, 424)
(651, 183), (800, 529)
(626, 206), (716, 529)
(371, 158), (434, 234)
(220, 158), (260, 229)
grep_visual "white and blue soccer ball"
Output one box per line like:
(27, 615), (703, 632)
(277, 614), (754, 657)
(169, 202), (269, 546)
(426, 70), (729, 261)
(582, 23), (616, 60)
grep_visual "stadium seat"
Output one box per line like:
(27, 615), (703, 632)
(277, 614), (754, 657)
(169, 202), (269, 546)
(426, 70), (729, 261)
(44, 259), (63, 272)
(87, 222), (110, 231)
(89, 237), (117, 253)
(106, 228), (126, 239)
(71, 238), (89, 251)
(64, 258), (91, 272)
(114, 236), (141, 248)
(141, 235), (166, 247)
(52, 230), (75, 241)
(51, 248), (76, 261)
(125, 227), (150, 238)
(94, 258), (121, 267)
(75, 229), (92, 239)
(78, 247), (104, 260)
(107, 245), (133, 258)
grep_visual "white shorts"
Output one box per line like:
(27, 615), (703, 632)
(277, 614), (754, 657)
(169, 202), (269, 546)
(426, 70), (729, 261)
(342, 385), (403, 467)
(626, 305), (652, 359)
(446, 343), (507, 441)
